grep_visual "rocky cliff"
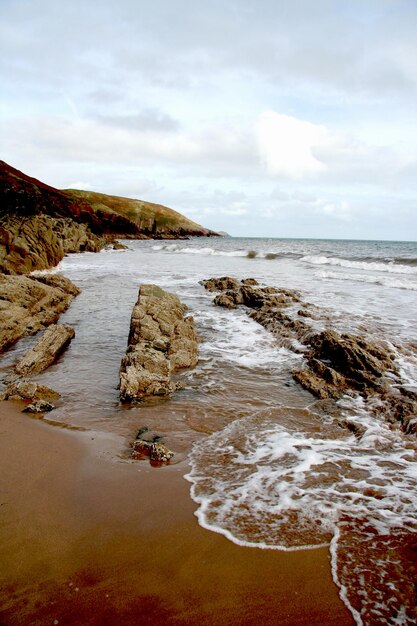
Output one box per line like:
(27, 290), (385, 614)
(0, 160), (217, 274)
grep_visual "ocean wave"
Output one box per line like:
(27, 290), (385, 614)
(152, 243), (249, 256)
(317, 270), (417, 291)
(186, 402), (417, 624)
(302, 255), (417, 274)
(187, 404), (417, 549)
(151, 243), (301, 260)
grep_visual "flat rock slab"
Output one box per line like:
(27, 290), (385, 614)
(120, 284), (198, 402)
(15, 324), (75, 376)
(0, 273), (80, 352)
(0, 380), (61, 403)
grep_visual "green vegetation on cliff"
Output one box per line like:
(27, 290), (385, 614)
(65, 189), (212, 238)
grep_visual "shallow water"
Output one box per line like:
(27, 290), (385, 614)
(2, 236), (417, 625)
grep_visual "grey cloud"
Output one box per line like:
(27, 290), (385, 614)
(94, 109), (181, 133)
(3, 0), (417, 102)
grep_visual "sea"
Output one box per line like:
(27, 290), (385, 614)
(2, 236), (417, 625)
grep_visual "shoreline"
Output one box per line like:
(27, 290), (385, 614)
(0, 401), (354, 625)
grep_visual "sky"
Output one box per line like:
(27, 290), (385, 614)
(1, 0), (417, 240)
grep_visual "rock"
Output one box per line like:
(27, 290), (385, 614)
(241, 278), (258, 286)
(309, 330), (396, 384)
(203, 275), (415, 436)
(292, 329), (400, 416)
(1, 380), (61, 403)
(33, 273), (81, 296)
(22, 401), (55, 413)
(0, 273), (80, 351)
(213, 290), (244, 309)
(110, 240), (128, 250)
(120, 284), (199, 401)
(15, 324), (75, 376)
(383, 391), (417, 434)
(0, 214), (107, 275)
(292, 368), (343, 400)
(203, 276), (307, 351)
(200, 276), (241, 292)
(132, 439), (174, 463)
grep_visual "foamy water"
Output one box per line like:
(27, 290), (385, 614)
(2, 236), (417, 625)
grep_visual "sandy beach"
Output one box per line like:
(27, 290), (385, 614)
(0, 400), (354, 626)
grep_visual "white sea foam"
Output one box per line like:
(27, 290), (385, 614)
(317, 270), (417, 291)
(187, 404), (417, 545)
(186, 401), (417, 623)
(151, 243), (249, 257)
(302, 255), (417, 275)
(195, 309), (297, 369)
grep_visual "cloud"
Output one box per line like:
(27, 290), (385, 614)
(1, 0), (417, 240)
(257, 112), (328, 179)
(94, 109), (181, 133)
(2, 113), (256, 178)
(256, 110), (417, 189)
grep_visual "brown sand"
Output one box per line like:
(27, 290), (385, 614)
(0, 402), (354, 626)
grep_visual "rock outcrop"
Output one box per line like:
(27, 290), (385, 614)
(15, 324), (75, 376)
(293, 330), (397, 399)
(0, 380), (61, 403)
(120, 284), (198, 401)
(0, 214), (107, 274)
(0, 273), (79, 351)
(202, 276), (417, 435)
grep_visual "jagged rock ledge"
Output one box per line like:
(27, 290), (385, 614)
(119, 284), (198, 402)
(202, 276), (417, 435)
(0, 273), (79, 352)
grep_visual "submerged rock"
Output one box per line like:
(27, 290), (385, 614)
(22, 400), (55, 413)
(15, 324), (75, 376)
(120, 284), (198, 401)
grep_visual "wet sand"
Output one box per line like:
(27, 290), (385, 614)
(0, 402), (354, 626)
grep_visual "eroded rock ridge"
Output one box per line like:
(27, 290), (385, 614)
(120, 284), (198, 401)
(202, 276), (417, 434)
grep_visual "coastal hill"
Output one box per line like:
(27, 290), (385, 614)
(0, 160), (217, 274)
